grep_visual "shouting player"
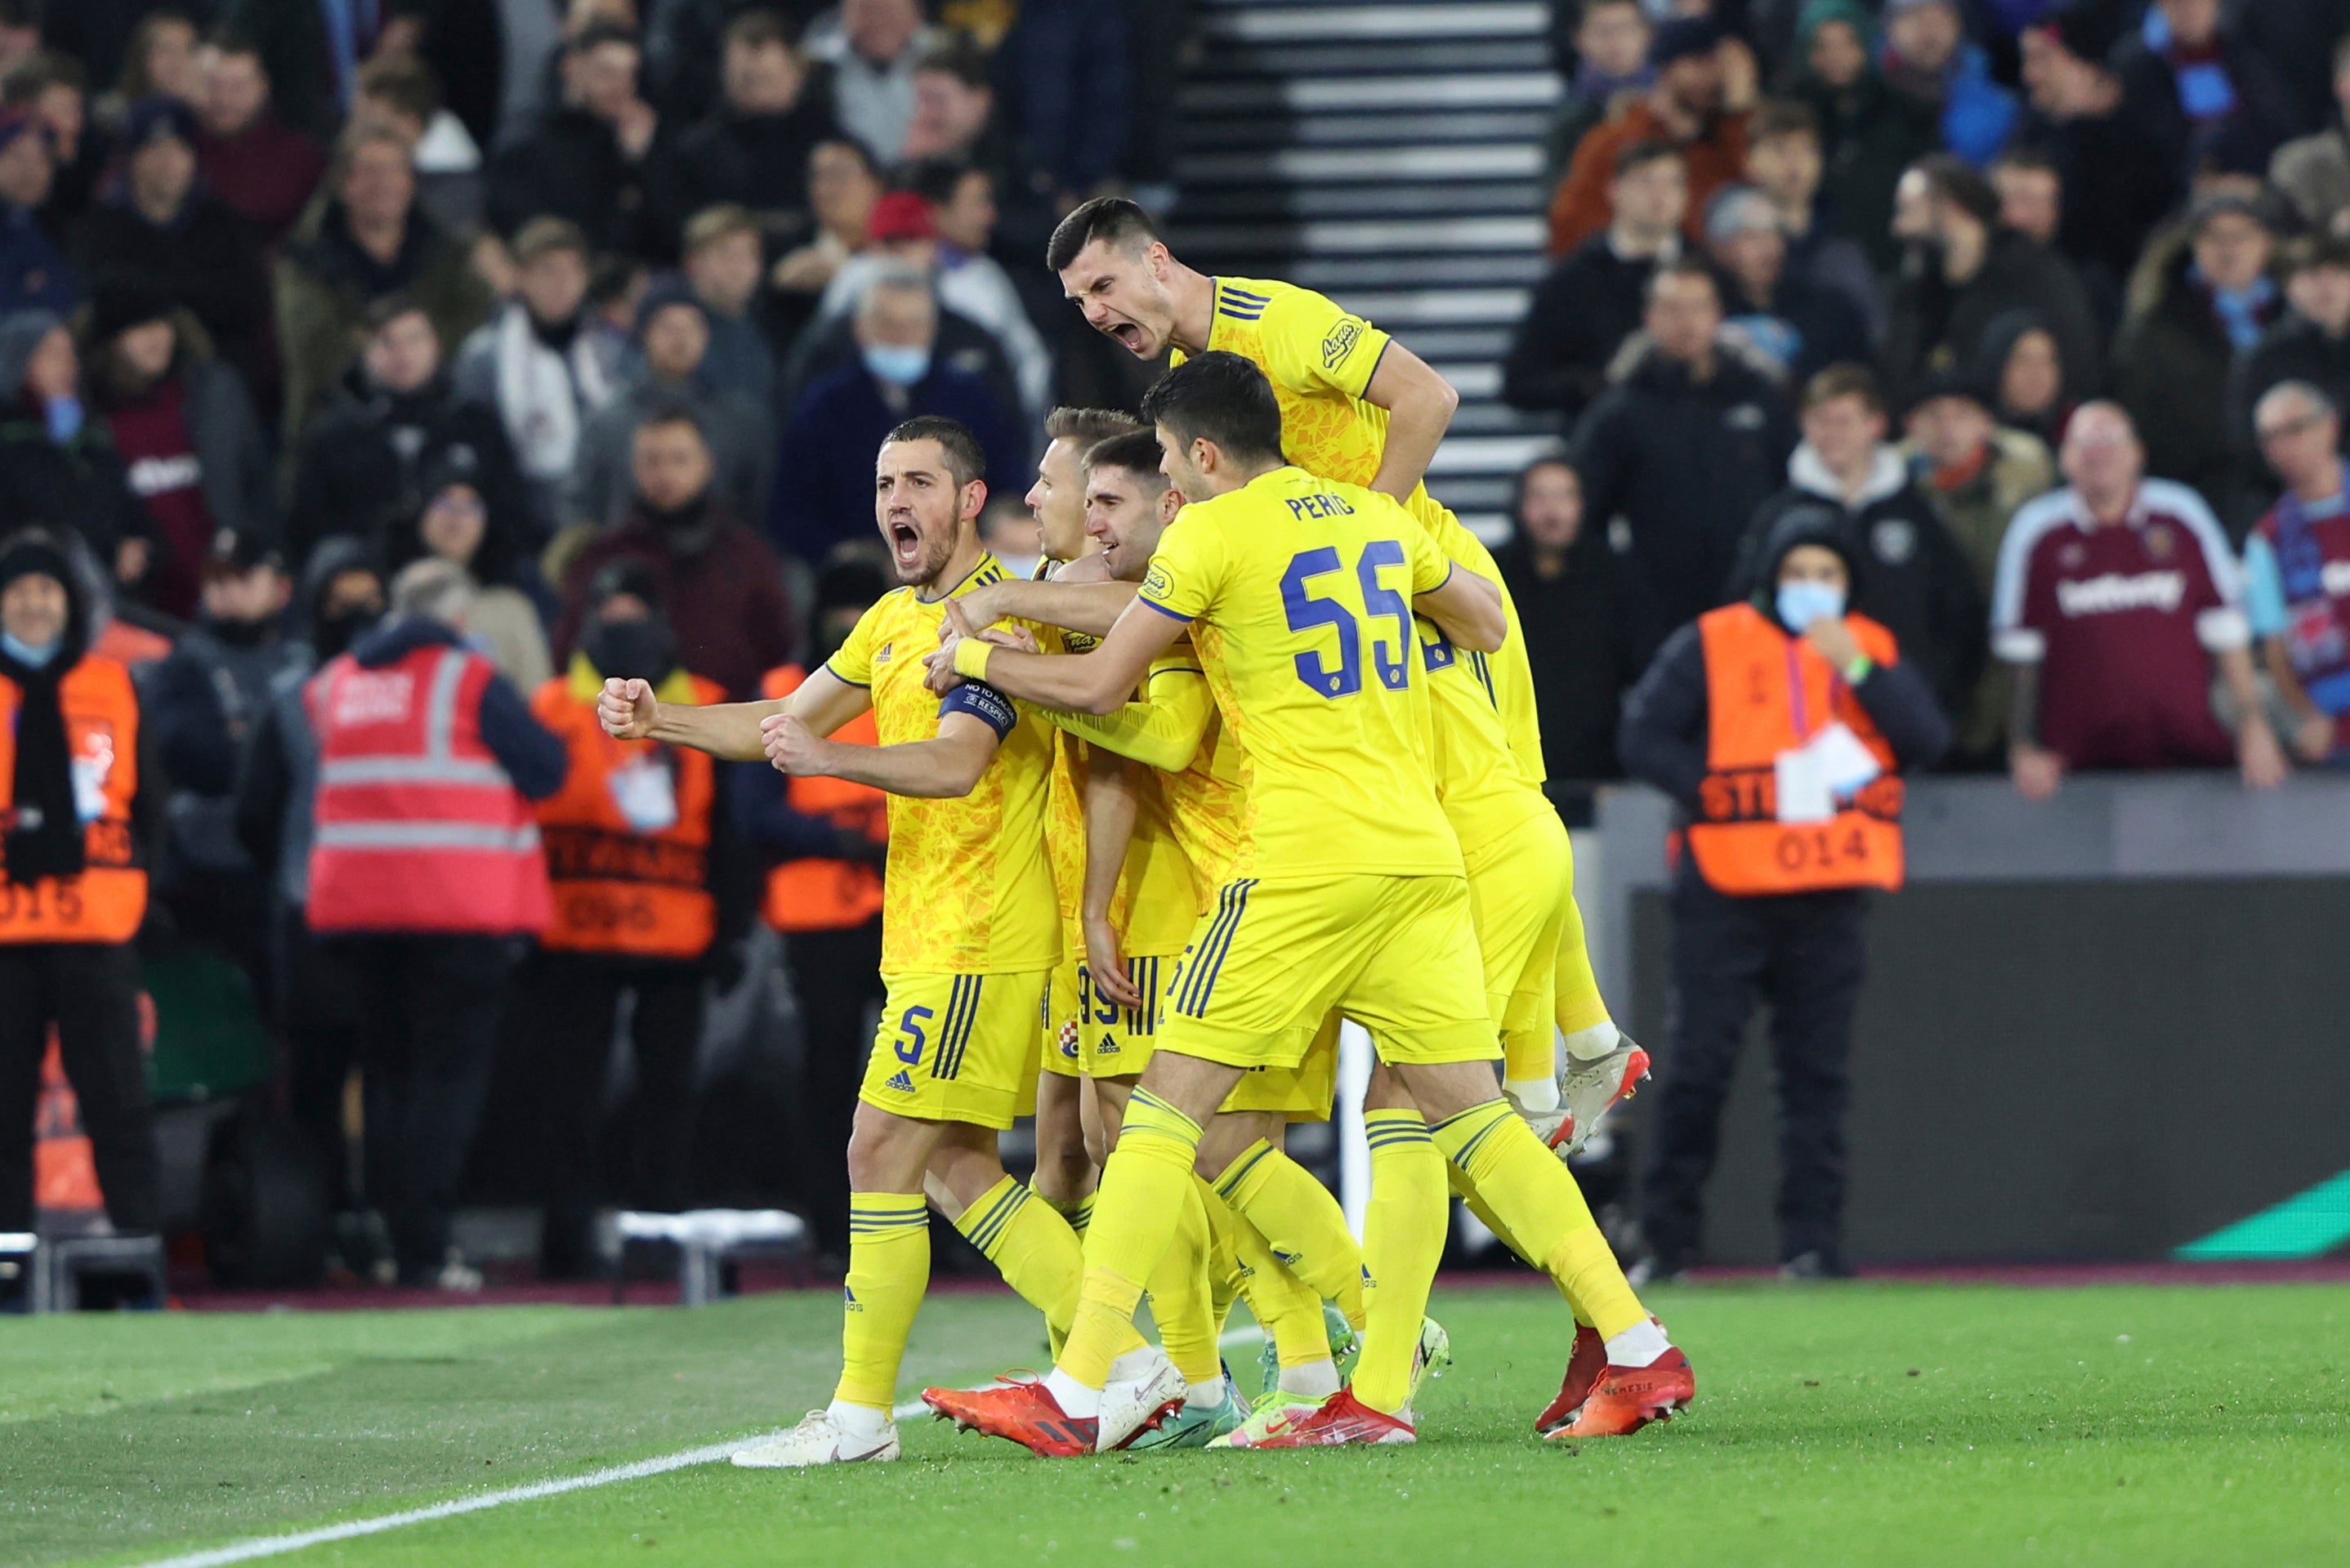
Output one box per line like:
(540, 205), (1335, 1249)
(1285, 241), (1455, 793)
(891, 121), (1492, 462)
(597, 418), (1178, 1465)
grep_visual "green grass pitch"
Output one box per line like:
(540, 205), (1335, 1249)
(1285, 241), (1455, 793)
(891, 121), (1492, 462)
(5, 1280), (2348, 1567)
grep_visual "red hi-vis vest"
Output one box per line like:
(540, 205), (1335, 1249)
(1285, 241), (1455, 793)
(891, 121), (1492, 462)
(0, 654), (146, 945)
(758, 663), (885, 932)
(1684, 602), (1906, 896)
(529, 664), (722, 958)
(305, 642), (552, 935)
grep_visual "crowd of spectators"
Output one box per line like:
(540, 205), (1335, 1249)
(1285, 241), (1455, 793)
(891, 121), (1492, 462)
(1514, 0), (2350, 796)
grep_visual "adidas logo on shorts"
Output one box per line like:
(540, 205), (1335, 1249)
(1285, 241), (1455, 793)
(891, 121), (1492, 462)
(887, 1070), (914, 1092)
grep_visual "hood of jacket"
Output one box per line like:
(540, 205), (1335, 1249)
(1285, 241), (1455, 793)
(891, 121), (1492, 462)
(1745, 501), (1866, 617)
(1606, 328), (1786, 395)
(1789, 442), (1911, 510)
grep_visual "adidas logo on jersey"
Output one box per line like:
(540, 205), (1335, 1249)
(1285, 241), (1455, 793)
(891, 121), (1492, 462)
(874, 642), (894, 664)
(886, 1070), (914, 1093)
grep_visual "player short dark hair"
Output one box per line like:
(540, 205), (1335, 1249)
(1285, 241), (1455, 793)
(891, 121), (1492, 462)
(1803, 363), (1885, 415)
(1908, 152), (1999, 229)
(724, 8), (797, 52)
(883, 415), (987, 489)
(1139, 351), (1284, 464)
(1612, 138), (1682, 181)
(1749, 97), (1819, 145)
(1083, 430), (1168, 487)
(1044, 406), (1141, 448)
(1047, 195), (1162, 273)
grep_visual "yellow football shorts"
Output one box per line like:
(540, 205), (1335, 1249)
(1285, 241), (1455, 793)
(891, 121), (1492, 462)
(1160, 873), (1495, 1070)
(1222, 1009), (1339, 1119)
(860, 971), (1051, 1129)
(1463, 810), (1572, 1073)
(1041, 947), (1084, 1080)
(1045, 947), (1180, 1081)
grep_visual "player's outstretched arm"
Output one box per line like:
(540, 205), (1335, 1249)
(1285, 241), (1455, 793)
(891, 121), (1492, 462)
(762, 707), (1004, 799)
(1362, 342), (1461, 503)
(934, 595), (1186, 716)
(944, 577), (1140, 641)
(1416, 562), (1509, 654)
(1080, 747), (1145, 1009)
(1045, 662), (1214, 773)
(598, 668), (871, 760)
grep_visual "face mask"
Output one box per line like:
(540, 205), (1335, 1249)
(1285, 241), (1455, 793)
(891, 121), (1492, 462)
(583, 618), (679, 685)
(0, 629), (59, 667)
(1776, 579), (1846, 634)
(314, 609), (376, 663)
(44, 395), (83, 443)
(861, 344), (931, 387)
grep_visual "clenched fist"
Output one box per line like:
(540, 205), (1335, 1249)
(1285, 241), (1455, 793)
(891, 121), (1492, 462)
(599, 677), (658, 739)
(762, 710), (825, 775)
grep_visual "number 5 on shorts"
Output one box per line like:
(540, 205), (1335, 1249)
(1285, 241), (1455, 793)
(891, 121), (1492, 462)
(894, 1006), (934, 1067)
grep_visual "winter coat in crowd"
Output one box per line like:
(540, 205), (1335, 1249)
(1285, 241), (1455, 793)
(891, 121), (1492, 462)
(286, 364), (528, 568)
(144, 600), (308, 880)
(485, 107), (663, 257)
(1883, 38), (2017, 168)
(1492, 529), (1663, 784)
(1735, 443), (1989, 726)
(556, 494), (795, 700)
(2110, 9), (2299, 194)
(1503, 236), (1660, 422)
(2227, 311), (2350, 479)
(1794, 37), (1941, 274)
(194, 110), (329, 245)
(0, 203), (76, 318)
(2011, 109), (2179, 293)
(561, 372), (774, 535)
(643, 93), (837, 258)
(816, 251), (1054, 425)
(76, 188), (278, 404)
(1548, 101), (1753, 257)
(1785, 212), (1888, 348)
(1569, 333), (1801, 632)
(453, 302), (624, 531)
(1883, 227), (2102, 409)
(1720, 264), (1875, 386)
(783, 306), (1027, 454)
(275, 199), (497, 446)
(0, 314), (151, 573)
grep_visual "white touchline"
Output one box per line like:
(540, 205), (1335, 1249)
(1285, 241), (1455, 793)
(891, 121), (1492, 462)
(128, 1327), (1276, 1568)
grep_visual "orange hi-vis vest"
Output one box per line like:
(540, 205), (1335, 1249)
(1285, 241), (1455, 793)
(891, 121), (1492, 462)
(530, 662), (722, 959)
(1685, 602), (1906, 896)
(758, 663), (885, 932)
(306, 642), (553, 935)
(0, 654), (146, 944)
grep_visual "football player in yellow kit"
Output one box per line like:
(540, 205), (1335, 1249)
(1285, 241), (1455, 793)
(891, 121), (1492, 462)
(597, 418), (1179, 1465)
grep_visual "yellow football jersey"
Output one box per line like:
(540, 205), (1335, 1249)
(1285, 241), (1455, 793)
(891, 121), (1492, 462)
(1411, 523), (1555, 859)
(824, 553), (1061, 973)
(1137, 467), (1461, 880)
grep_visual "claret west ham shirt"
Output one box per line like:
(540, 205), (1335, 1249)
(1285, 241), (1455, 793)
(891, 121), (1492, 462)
(1990, 479), (2249, 769)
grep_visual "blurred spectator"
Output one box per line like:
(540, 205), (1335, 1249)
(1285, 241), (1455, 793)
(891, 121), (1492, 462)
(2234, 0), (2350, 140)
(520, 562), (738, 1274)
(1570, 258), (1798, 632)
(0, 108), (73, 316)
(353, 54), (486, 243)
(2245, 381), (2350, 767)
(644, 10), (834, 260)
(1743, 97), (1884, 346)
(994, 0), (1129, 217)
(487, 22), (663, 258)
(1505, 140), (1687, 422)
(557, 407), (795, 698)
(1706, 185), (1872, 384)
(382, 445), (555, 693)
(454, 217), (620, 532)
(1885, 153), (2100, 409)
(1983, 143), (2123, 324)
(105, 11), (199, 120)
(1738, 364), (1986, 725)
(565, 279), (772, 531)
(305, 557), (567, 1289)
(233, 538), (386, 1222)
(0, 311), (153, 592)
(2014, 15), (2177, 288)
(82, 284), (276, 622)
(1789, 0), (1938, 275)
(0, 527), (160, 1248)
(143, 532), (299, 981)
(740, 557), (888, 1260)
(1992, 401), (2282, 797)
(275, 125), (497, 444)
(2111, 192), (2281, 525)
(1549, 17), (1753, 257)
(6, 51), (105, 234)
(800, 0), (932, 164)
(771, 268), (1021, 567)
(2109, 0), (2297, 195)
(1972, 309), (2071, 449)
(819, 174), (1049, 423)
(0, 0), (29, 76)
(220, 0), (391, 141)
(680, 204), (777, 410)
(192, 31), (328, 245)
(1491, 457), (1660, 784)
(2229, 235), (2350, 480)
(766, 136), (882, 346)
(77, 96), (276, 404)
(2272, 34), (2350, 233)
(976, 492), (1040, 579)
(288, 301), (526, 568)
(1618, 506), (1950, 1283)
(1901, 369), (2057, 761)
(1544, 0), (1653, 185)
(1879, 0), (2017, 168)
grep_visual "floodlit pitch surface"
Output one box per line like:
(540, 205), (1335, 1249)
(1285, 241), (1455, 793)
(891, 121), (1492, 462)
(6, 1281), (2347, 1567)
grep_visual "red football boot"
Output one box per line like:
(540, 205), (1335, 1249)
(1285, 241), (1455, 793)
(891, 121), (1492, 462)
(1546, 1347), (1695, 1439)
(923, 1376), (1098, 1458)
(1535, 1324), (1607, 1433)
(1228, 1387), (1415, 1448)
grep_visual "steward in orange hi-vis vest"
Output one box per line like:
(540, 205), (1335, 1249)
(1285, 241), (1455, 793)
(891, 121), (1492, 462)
(532, 659), (724, 958)
(0, 651), (145, 941)
(1686, 601), (1905, 896)
(757, 662), (886, 932)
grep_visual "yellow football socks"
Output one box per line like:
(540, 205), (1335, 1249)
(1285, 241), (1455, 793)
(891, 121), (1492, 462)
(1432, 1100), (1646, 1340)
(1199, 1177), (1243, 1337)
(834, 1192), (929, 1411)
(1060, 1088), (1203, 1389)
(1214, 1137), (1367, 1329)
(954, 1176), (1088, 1345)
(1354, 1110), (1448, 1415)
(1232, 1208), (1329, 1371)
(1447, 1164), (1593, 1328)
(1144, 1177), (1222, 1389)
(1555, 887), (1615, 1040)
